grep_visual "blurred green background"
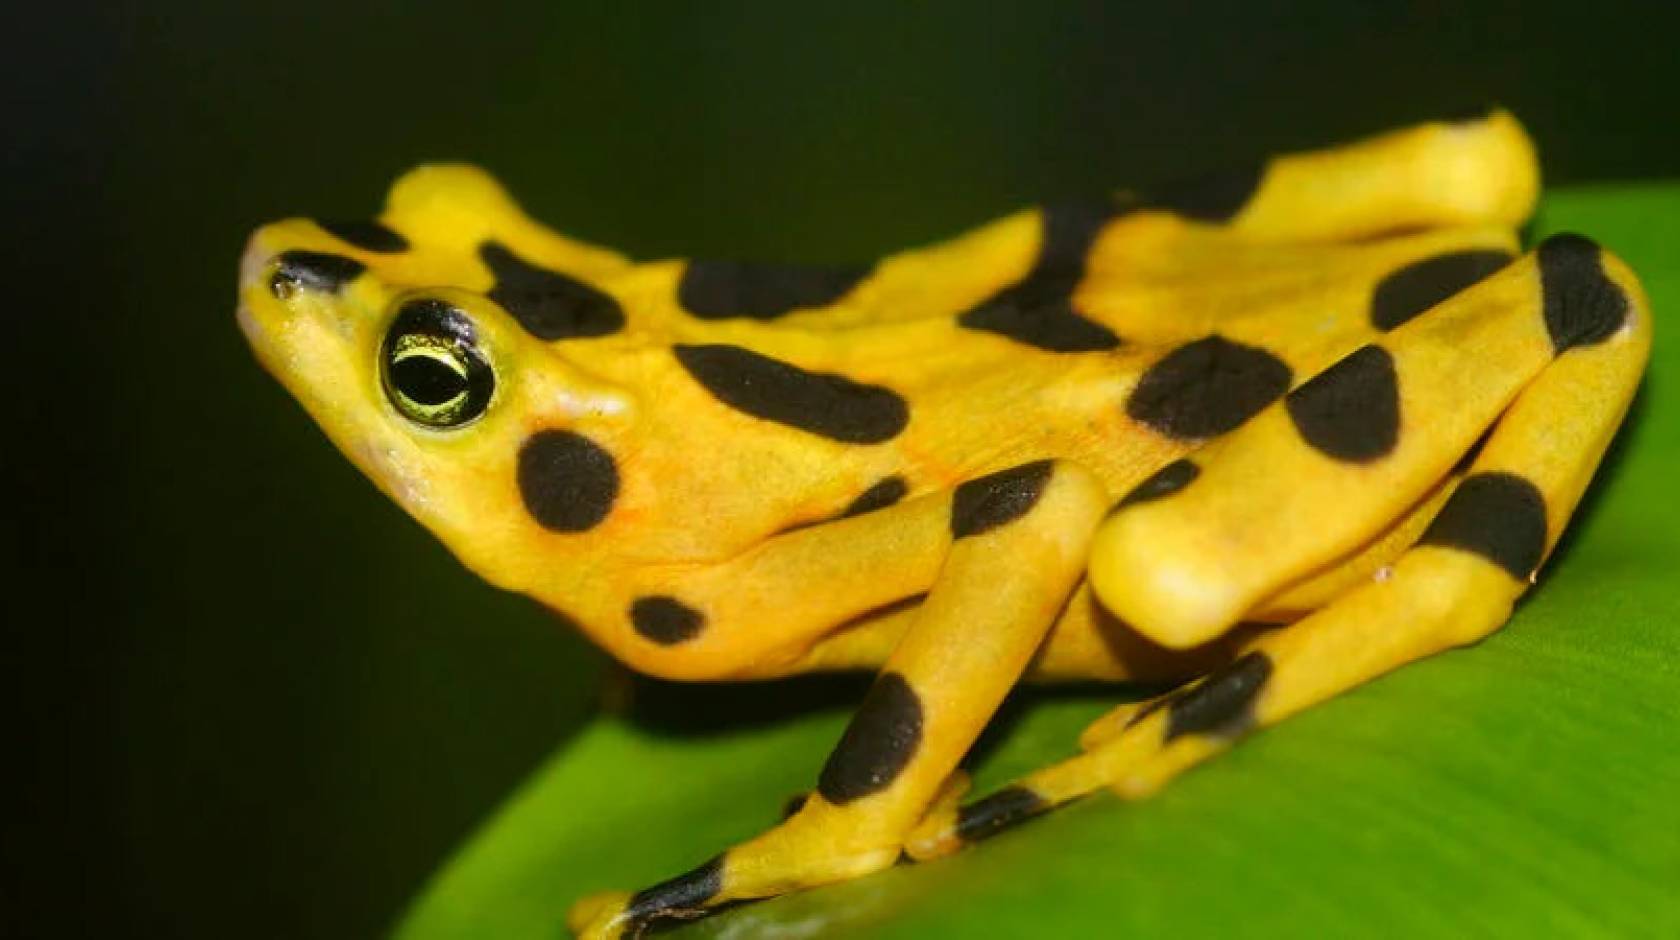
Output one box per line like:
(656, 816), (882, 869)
(10, 3), (1679, 937)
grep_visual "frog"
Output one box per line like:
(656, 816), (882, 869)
(237, 107), (1650, 939)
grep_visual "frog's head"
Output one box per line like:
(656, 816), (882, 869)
(237, 165), (638, 593)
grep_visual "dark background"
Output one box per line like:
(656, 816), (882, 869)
(10, 3), (1679, 937)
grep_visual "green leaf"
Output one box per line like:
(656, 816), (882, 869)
(396, 184), (1680, 939)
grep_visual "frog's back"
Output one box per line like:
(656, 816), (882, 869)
(239, 111), (1539, 575)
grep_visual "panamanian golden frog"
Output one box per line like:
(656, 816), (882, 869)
(238, 109), (1650, 938)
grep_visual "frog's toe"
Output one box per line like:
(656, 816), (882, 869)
(568, 855), (727, 938)
(902, 770), (973, 861)
(566, 890), (633, 939)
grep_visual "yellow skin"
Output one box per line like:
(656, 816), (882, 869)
(239, 109), (1650, 938)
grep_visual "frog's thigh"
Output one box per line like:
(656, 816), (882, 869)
(763, 582), (1241, 685)
(569, 461), (1107, 939)
(1091, 236), (1641, 650)
(1070, 476), (1456, 753)
(907, 238), (1649, 860)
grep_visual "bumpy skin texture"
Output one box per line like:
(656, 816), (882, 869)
(238, 110), (1651, 938)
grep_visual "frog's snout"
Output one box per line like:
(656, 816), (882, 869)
(237, 231), (273, 296)
(235, 222), (382, 423)
(237, 222), (376, 358)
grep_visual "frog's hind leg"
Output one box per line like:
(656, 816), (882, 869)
(1094, 237), (1645, 649)
(909, 236), (1649, 860)
(568, 461), (1108, 939)
(1212, 107), (1538, 242)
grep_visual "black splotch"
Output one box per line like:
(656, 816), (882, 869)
(950, 460), (1055, 539)
(516, 429), (619, 532)
(778, 476), (911, 535)
(1539, 234), (1629, 353)
(1135, 161), (1266, 223)
(1419, 472), (1548, 580)
(630, 596), (706, 645)
(780, 792), (809, 820)
(957, 201), (1122, 353)
(678, 259), (869, 320)
(817, 671), (924, 804)
(958, 288), (1122, 352)
(1452, 426), (1497, 477)
(673, 344), (909, 444)
(1285, 344), (1401, 463)
(959, 291), (1121, 352)
(1126, 335), (1293, 440)
(956, 786), (1049, 843)
(270, 250), (365, 296)
(480, 240), (625, 340)
(1370, 249), (1514, 331)
(1165, 650), (1273, 741)
(1124, 694), (1172, 730)
(1038, 200), (1118, 268)
(1114, 459), (1200, 512)
(624, 855), (724, 924)
(841, 476), (909, 518)
(319, 219), (410, 253)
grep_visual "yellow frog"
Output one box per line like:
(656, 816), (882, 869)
(238, 109), (1650, 938)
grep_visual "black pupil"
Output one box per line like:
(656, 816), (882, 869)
(392, 353), (466, 405)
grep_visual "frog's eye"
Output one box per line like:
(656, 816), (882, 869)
(380, 299), (494, 428)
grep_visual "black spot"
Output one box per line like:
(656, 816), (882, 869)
(950, 461), (1055, 539)
(1114, 459), (1199, 512)
(1135, 161), (1266, 223)
(516, 430), (619, 532)
(630, 596), (706, 645)
(841, 476), (909, 518)
(678, 259), (870, 320)
(673, 344), (908, 444)
(955, 786), (1049, 843)
(1038, 199), (1116, 269)
(1286, 345), (1401, 463)
(1370, 249), (1514, 331)
(1165, 651), (1273, 741)
(1126, 335), (1292, 440)
(817, 672), (924, 804)
(1124, 694), (1172, 730)
(319, 219), (409, 253)
(1420, 472), (1548, 580)
(957, 202), (1122, 353)
(480, 240), (625, 340)
(1539, 234), (1629, 353)
(269, 250), (364, 296)
(780, 792), (809, 820)
(777, 476), (911, 534)
(958, 287), (1121, 353)
(625, 855), (724, 925)
(1452, 426), (1496, 477)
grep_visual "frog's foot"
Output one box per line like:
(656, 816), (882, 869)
(568, 463), (1108, 936)
(567, 820), (902, 939)
(907, 548), (1493, 861)
(913, 234), (1651, 861)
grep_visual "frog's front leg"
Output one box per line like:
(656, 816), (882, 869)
(910, 235), (1650, 858)
(569, 460), (1107, 938)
